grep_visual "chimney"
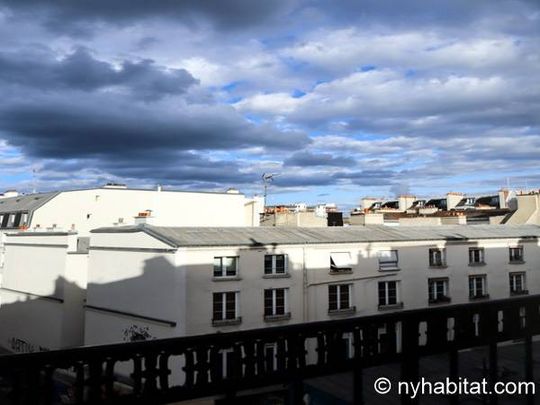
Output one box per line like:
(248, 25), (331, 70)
(498, 188), (509, 209)
(446, 192), (464, 210)
(398, 195), (416, 211)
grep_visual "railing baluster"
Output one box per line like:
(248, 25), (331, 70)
(401, 315), (419, 405)
(73, 361), (85, 405)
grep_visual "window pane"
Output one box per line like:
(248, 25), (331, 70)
(387, 282), (397, 304)
(329, 285), (338, 311)
(264, 256), (273, 274)
(264, 289), (273, 316)
(224, 257), (237, 276)
(213, 258), (222, 277)
(275, 255), (285, 273)
(339, 285), (350, 309)
(225, 292), (236, 319)
(275, 289), (285, 314)
(378, 282), (386, 306)
(213, 293), (223, 320)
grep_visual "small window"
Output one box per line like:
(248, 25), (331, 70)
(328, 284), (353, 312)
(264, 254), (287, 275)
(13, 213), (22, 228)
(330, 252), (353, 273)
(509, 272), (527, 295)
(468, 248), (485, 265)
(428, 278), (450, 304)
(378, 250), (399, 270)
(213, 257), (239, 278)
(264, 288), (289, 319)
(509, 247), (524, 263)
(212, 292), (240, 324)
(429, 248), (446, 267)
(0, 214), (7, 228)
(378, 281), (400, 307)
(469, 275), (488, 299)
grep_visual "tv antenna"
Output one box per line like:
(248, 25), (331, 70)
(262, 173), (279, 207)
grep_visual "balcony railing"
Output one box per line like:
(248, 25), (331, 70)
(1, 295), (539, 404)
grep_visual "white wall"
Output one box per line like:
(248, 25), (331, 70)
(30, 188), (259, 234)
(83, 232), (540, 346)
(0, 233), (88, 352)
(84, 232), (185, 345)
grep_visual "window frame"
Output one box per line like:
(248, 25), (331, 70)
(509, 246), (524, 264)
(428, 248), (446, 267)
(213, 256), (239, 279)
(378, 280), (402, 309)
(377, 250), (400, 271)
(264, 288), (290, 320)
(428, 277), (451, 304)
(509, 272), (528, 296)
(468, 274), (488, 299)
(468, 247), (485, 266)
(212, 291), (241, 325)
(328, 283), (354, 313)
(264, 254), (288, 276)
(330, 252), (353, 274)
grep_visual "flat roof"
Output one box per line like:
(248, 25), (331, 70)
(91, 224), (540, 248)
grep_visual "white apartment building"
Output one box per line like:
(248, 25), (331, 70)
(83, 224), (540, 348)
(0, 185), (263, 234)
(0, 185), (264, 353)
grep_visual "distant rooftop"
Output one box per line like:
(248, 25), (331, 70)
(91, 224), (540, 248)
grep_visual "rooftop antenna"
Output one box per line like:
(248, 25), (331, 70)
(262, 173), (279, 207)
(32, 167), (38, 194)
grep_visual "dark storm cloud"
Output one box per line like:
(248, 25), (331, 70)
(0, 96), (310, 159)
(308, 0), (540, 34)
(0, 0), (296, 34)
(0, 48), (197, 99)
(39, 151), (258, 187)
(284, 151), (355, 167)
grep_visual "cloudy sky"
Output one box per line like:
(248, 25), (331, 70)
(0, 0), (539, 208)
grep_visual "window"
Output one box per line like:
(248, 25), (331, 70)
(378, 250), (399, 270)
(330, 252), (353, 273)
(468, 248), (485, 265)
(212, 292), (240, 324)
(1, 213), (10, 228)
(378, 281), (400, 307)
(13, 213), (22, 228)
(213, 257), (238, 278)
(429, 248), (446, 267)
(509, 247), (524, 263)
(264, 254), (287, 275)
(328, 284), (353, 312)
(509, 272), (527, 295)
(469, 275), (488, 299)
(428, 278), (450, 303)
(264, 288), (289, 319)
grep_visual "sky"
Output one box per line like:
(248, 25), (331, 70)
(0, 0), (539, 210)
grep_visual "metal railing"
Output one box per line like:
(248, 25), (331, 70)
(1, 295), (539, 404)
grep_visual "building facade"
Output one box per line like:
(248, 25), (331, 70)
(83, 225), (540, 347)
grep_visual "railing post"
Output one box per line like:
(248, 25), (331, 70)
(400, 315), (419, 405)
(448, 346), (459, 405)
(524, 303), (535, 405)
(487, 308), (498, 405)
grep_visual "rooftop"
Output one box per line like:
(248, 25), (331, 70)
(0, 192), (59, 213)
(91, 224), (540, 248)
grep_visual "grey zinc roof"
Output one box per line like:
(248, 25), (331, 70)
(0, 192), (59, 213)
(91, 224), (540, 248)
